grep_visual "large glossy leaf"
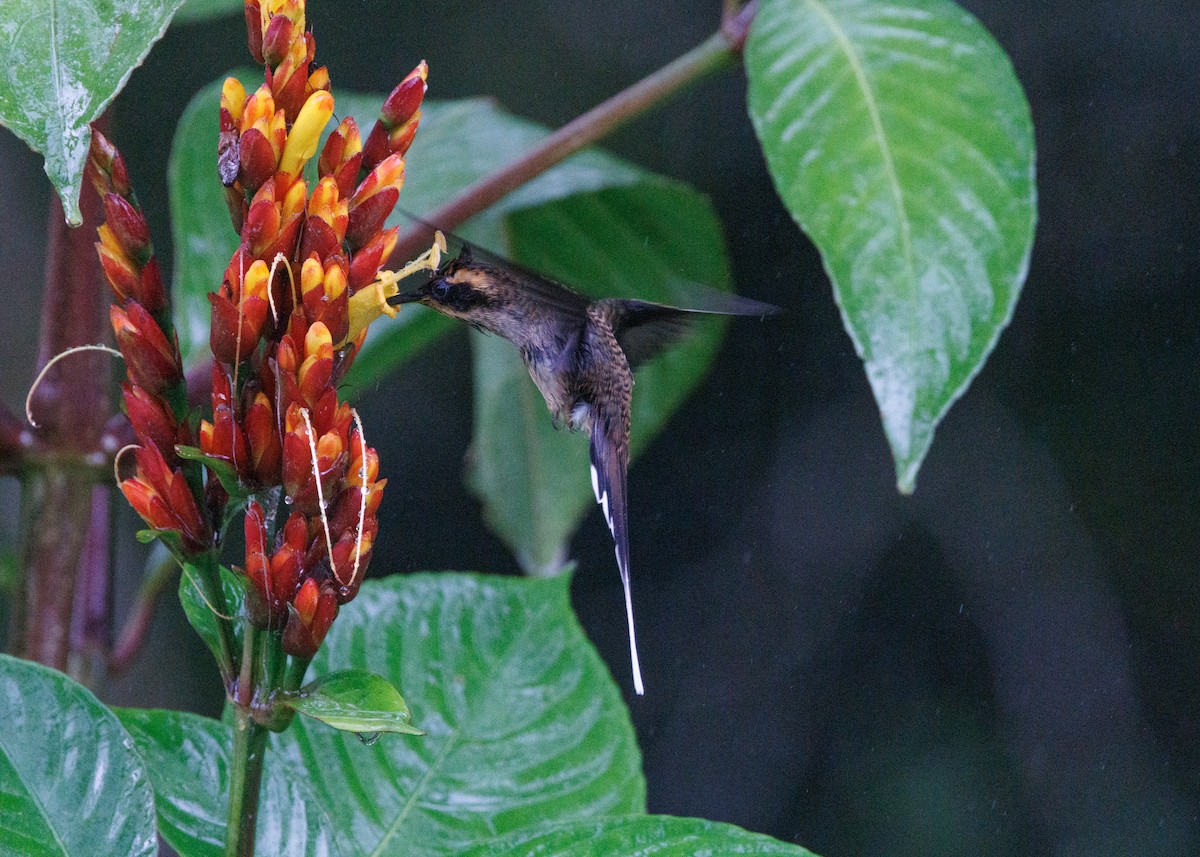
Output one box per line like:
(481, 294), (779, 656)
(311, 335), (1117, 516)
(0, 655), (156, 857)
(468, 188), (733, 575)
(117, 708), (341, 857)
(273, 572), (645, 857)
(0, 0), (188, 223)
(746, 0), (1036, 492)
(465, 816), (822, 856)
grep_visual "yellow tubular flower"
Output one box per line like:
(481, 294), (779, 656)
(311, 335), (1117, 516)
(279, 90), (334, 177)
(222, 78), (247, 125)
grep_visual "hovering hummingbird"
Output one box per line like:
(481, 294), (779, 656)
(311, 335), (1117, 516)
(391, 234), (777, 695)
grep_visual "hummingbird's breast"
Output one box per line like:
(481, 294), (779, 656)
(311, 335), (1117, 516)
(519, 324), (585, 427)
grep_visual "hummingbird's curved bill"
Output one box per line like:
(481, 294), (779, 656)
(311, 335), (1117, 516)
(391, 234), (779, 695)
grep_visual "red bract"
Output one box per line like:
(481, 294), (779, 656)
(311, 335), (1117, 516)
(120, 444), (209, 552)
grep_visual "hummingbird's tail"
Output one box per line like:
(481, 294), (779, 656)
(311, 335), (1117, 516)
(622, 567), (645, 696)
(590, 433), (644, 696)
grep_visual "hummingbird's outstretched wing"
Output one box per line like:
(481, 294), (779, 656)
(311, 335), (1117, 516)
(588, 399), (643, 696)
(600, 292), (780, 369)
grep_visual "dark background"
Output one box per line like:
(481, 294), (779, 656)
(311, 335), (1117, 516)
(1, 1), (1197, 855)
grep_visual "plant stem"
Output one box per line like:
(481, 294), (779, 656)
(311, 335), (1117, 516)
(15, 465), (96, 668)
(226, 705), (269, 857)
(391, 2), (758, 262)
(14, 162), (112, 670)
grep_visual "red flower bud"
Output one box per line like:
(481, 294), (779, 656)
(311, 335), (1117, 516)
(245, 392), (282, 484)
(345, 187), (398, 250)
(244, 0), (264, 63)
(121, 443), (209, 552)
(283, 578), (338, 658)
(363, 62), (427, 170)
(348, 226), (399, 290)
(381, 62), (428, 128)
(238, 127), (279, 195)
(87, 130), (132, 199)
(299, 216), (339, 263)
(208, 290), (269, 365)
(138, 258), (167, 316)
(261, 13), (295, 66)
(199, 364), (250, 478)
(102, 193), (151, 263)
(111, 302), (183, 394)
(122, 383), (179, 466)
(318, 116), (363, 199)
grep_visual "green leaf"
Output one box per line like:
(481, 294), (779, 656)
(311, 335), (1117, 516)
(176, 444), (244, 498)
(0, 0), (189, 223)
(745, 0), (1036, 492)
(179, 560), (245, 668)
(465, 816), (823, 856)
(0, 655), (157, 857)
(274, 572), (645, 857)
(467, 188), (733, 574)
(174, 0), (242, 23)
(280, 670), (423, 736)
(117, 708), (341, 857)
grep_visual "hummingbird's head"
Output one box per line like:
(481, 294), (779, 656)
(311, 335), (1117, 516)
(391, 246), (507, 325)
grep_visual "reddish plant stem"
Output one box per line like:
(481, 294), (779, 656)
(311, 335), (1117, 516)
(15, 125), (113, 670)
(68, 485), (111, 683)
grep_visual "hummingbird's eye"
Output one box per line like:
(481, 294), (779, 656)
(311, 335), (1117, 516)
(431, 280), (451, 301)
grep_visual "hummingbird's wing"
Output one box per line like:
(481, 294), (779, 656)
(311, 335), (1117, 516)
(600, 292), (780, 369)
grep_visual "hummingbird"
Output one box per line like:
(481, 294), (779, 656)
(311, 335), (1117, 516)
(391, 235), (777, 695)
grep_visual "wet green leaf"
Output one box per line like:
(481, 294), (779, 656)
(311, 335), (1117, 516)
(0, 655), (157, 857)
(178, 560), (245, 669)
(746, 0), (1036, 491)
(275, 572), (644, 856)
(0, 0), (189, 223)
(465, 815), (823, 856)
(117, 708), (340, 857)
(176, 444), (243, 498)
(280, 670), (422, 736)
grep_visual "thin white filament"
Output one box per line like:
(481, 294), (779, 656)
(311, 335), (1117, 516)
(298, 408), (337, 581)
(26, 344), (122, 427)
(347, 408), (369, 589)
(112, 443), (140, 487)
